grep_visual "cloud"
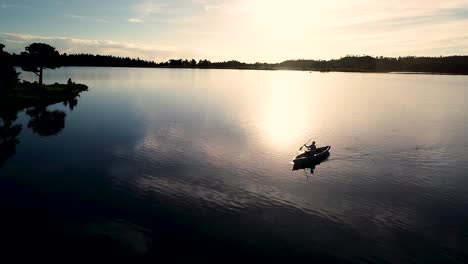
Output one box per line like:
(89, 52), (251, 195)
(133, 1), (168, 16)
(95, 18), (110, 23)
(192, 0), (208, 4)
(0, 32), (200, 61)
(204, 5), (222, 11)
(65, 14), (85, 19)
(190, 0), (234, 12)
(128, 18), (144, 23)
(191, 0), (222, 11)
(65, 14), (109, 23)
(128, 1), (184, 23)
(317, 2), (468, 57)
(337, 6), (468, 33)
(0, 2), (29, 9)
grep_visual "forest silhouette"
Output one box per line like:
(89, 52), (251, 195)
(2, 44), (467, 74)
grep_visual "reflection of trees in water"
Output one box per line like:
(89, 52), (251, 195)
(63, 98), (78, 111)
(0, 95), (81, 167)
(0, 110), (22, 168)
(27, 107), (66, 137)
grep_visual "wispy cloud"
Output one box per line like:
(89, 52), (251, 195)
(191, 0), (225, 11)
(0, 32), (200, 61)
(133, 1), (169, 16)
(191, 0), (243, 13)
(204, 5), (222, 11)
(337, 6), (468, 33)
(95, 18), (110, 23)
(65, 14), (85, 19)
(128, 18), (144, 23)
(65, 14), (109, 23)
(0, 2), (29, 9)
(127, 1), (186, 24)
(192, 0), (209, 4)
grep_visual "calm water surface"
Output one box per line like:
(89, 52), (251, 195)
(1, 68), (468, 261)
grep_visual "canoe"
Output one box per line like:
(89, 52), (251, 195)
(293, 146), (331, 163)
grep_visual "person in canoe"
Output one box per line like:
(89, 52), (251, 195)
(305, 141), (317, 152)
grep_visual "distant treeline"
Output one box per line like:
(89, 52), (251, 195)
(277, 56), (468, 74)
(10, 53), (468, 74)
(10, 53), (158, 68)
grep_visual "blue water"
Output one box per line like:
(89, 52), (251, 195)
(1, 68), (468, 261)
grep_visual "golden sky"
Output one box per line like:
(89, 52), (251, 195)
(1, 0), (468, 62)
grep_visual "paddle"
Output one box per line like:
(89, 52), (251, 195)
(299, 137), (314, 151)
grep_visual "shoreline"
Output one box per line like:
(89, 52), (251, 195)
(50, 66), (468, 76)
(0, 82), (88, 112)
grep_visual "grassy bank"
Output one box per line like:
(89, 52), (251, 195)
(0, 82), (88, 111)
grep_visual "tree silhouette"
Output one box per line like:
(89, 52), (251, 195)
(21, 43), (60, 86)
(0, 43), (19, 90)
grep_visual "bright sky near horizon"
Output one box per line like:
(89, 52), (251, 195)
(1, 0), (468, 62)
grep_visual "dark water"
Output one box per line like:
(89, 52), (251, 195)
(2, 68), (468, 261)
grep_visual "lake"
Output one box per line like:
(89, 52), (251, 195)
(2, 67), (468, 262)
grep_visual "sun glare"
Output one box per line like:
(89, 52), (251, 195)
(256, 73), (315, 148)
(224, 0), (332, 62)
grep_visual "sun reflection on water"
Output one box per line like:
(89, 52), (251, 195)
(253, 73), (323, 149)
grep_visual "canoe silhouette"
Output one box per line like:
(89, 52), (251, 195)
(293, 146), (331, 163)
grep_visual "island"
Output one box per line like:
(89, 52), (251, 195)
(0, 81), (88, 112)
(1, 43), (88, 168)
(1, 43), (88, 112)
